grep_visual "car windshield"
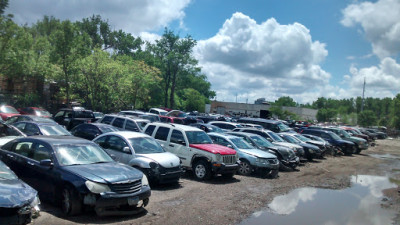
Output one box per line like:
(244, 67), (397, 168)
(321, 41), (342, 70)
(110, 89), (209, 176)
(35, 109), (51, 117)
(277, 123), (291, 132)
(93, 112), (104, 118)
(268, 131), (285, 142)
(230, 137), (253, 149)
(0, 106), (19, 114)
(330, 132), (341, 140)
(338, 129), (351, 138)
(294, 134), (311, 142)
(208, 125), (224, 133)
(33, 117), (54, 123)
(136, 121), (149, 130)
(41, 124), (71, 136)
(0, 161), (17, 180)
(159, 111), (167, 115)
(186, 131), (213, 144)
(55, 144), (113, 166)
(129, 137), (165, 154)
(98, 126), (119, 133)
(74, 111), (94, 118)
(281, 135), (301, 144)
(250, 135), (274, 148)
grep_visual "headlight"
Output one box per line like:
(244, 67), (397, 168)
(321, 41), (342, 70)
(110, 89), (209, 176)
(142, 174), (149, 187)
(216, 153), (222, 162)
(85, 181), (111, 194)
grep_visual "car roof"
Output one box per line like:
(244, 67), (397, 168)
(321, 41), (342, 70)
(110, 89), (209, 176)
(14, 135), (92, 145)
(15, 121), (58, 126)
(101, 131), (149, 139)
(104, 114), (150, 122)
(208, 132), (239, 139)
(238, 117), (280, 124)
(227, 131), (257, 137)
(150, 122), (201, 132)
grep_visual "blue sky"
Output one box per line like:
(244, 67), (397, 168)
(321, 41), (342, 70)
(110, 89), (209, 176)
(6, 0), (400, 104)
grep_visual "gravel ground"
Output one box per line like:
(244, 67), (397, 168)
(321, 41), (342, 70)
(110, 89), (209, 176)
(31, 139), (400, 225)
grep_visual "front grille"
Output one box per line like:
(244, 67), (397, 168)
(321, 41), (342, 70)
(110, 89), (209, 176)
(222, 155), (237, 164)
(267, 159), (279, 164)
(160, 166), (182, 174)
(110, 179), (141, 194)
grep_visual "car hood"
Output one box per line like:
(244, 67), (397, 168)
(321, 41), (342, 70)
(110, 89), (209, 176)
(307, 140), (325, 147)
(189, 144), (236, 155)
(239, 148), (277, 159)
(273, 146), (296, 159)
(348, 136), (367, 143)
(299, 142), (320, 150)
(0, 179), (37, 208)
(273, 142), (302, 149)
(136, 152), (180, 168)
(63, 162), (142, 184)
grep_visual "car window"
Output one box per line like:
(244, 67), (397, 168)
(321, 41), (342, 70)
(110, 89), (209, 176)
(136, 121), (148, 130)
(93, 135), (108, 148)
(6, 116), (18, 124)
(144, 125), (156, 136)
(32, 144), (52, 161)
(107, 135), (129, 153)
(101, 116), (114, 124)
(14, 123), (26, 131)
(129, 137), (165, 154)
(170, 129), (185, 145)
(211, 136), (231, 147)
(112, 118), (125, 129)
(14, 142), (34, 157)
(24, 123), (40, 135)
(54, 111), (64, 118)
(125, 120), (139, 131)
(155, 127), (170, 141)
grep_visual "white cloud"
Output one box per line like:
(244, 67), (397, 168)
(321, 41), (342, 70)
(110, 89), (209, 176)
(341, 0), (400, 59)
(343, 57), (400, 98)
(6, 0), (191, 35)
(194, 12), (330, 104)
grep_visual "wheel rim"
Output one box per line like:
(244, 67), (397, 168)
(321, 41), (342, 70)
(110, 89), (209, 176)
(195, 164), (206, 178)
(62, 189), (71, 213)
(239, 161), (251, 175)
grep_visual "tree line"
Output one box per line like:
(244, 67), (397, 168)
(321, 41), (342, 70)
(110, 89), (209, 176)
(0, 0), (215, 113)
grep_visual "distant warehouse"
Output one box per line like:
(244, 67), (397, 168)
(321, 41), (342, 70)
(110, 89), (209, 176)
(205, 100), (317, 120)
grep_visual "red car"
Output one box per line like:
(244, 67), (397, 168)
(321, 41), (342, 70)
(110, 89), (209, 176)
(0, 105), (20, 121)
(18, 107), (52, 118)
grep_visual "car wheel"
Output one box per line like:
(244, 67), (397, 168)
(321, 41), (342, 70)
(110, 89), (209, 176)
(62, 186), (82, 216)
(279, 161), (293, 172)
(193, 160), (211, 180)
(238, 160), (252, 176)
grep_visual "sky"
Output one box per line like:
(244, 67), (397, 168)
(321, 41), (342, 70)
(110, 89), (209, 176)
(6, 0), (400, 104)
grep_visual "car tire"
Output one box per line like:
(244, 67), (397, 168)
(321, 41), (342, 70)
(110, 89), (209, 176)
(193, 160), (212, 180)
(279, 161), (293, 172)
(61, 185), (82, 216)
(238, 160), (252, 176)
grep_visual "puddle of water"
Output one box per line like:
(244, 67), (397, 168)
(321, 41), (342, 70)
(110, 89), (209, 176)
(369, 153), (400, 159)
(240, 175), (397, 225)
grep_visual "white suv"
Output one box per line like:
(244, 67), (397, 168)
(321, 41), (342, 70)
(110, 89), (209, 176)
(143, 123), (239, 180)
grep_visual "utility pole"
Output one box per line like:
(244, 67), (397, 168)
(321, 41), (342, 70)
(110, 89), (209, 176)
(361, 77), (366, 112)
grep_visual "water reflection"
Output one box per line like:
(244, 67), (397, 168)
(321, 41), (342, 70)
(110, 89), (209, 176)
(241, 175), (397, 225)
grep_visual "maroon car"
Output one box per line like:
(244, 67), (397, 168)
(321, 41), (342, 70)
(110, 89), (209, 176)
(18, 107), (52, 118)
(0, 105), (20, 121)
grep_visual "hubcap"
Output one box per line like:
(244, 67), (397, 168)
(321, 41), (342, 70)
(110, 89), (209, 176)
(239, 162), (251, 174)
(195, 164), (206, 178)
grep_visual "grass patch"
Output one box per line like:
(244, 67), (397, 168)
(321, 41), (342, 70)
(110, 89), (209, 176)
(389, 178), (400, 185)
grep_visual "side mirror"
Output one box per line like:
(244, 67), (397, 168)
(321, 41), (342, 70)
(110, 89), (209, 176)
(109, 154), (117, 160)
(40, 159), (53, 167)
(122, 147), (131, 153)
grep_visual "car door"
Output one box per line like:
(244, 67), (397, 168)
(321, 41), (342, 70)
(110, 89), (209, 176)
(153, 126), (171, 150)
(169, 129), (190, 166)
(5, 141), (35, 183)
(98, 135), (129, 162)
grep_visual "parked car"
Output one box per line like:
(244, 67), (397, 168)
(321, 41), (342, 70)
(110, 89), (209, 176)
(365, 128), (387, 139)
(232, 128), (305, 159)
(226, 132), (299, 171)
(358, 128), (379, 140)
(0, 105), (20, 121)
(149, 108), (168, 116)
(0, 121), (27, 147)
(144, 123), (239, 180)
(0, 136), (151, 216)
(53, 108), (96, 130)
(119, 110), (145, 117)
(208, 132), (279, 178)
(165, 110), (187, 118)
(322, 127), (368, 153)
(341, 127), (372, 144)
(13, 121), (71, 136)
(301, 134), (338, 156)
(93, 112), (104, 120)
(236, 117), (293, 133)
(278, 133), (323, 161)
(190, 123), (224, 133)
(138, 113), (161, 122)
(0, 160), (40, 225)
(208, 121), (243, 131)
(70, 123), (120, 140)
(299, 129), (356, 155)
(98, 114), (150, 132)
(18, 107), (52, 118)
(5, 115), (56, 125)
(93, 131), (182, 184)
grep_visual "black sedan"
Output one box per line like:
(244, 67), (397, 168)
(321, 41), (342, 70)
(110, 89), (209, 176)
(12, 121), (71, 136)
(0, 136), (151, 216)
(70, 123), (120, 140)
(0, 160), (40, 224)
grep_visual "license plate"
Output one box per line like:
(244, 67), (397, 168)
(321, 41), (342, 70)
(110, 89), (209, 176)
(127, 196), (139, 206)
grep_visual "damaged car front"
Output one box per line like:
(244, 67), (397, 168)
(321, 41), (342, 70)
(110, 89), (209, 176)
(0, 160), (40, 225)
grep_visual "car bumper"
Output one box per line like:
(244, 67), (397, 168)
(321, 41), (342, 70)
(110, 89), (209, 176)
(148, 167), (183, 184)
(254, 159), (280, 170)
(281, 156), (300, 168)
(211, 161), (240, 174)
(84, 186), (151, 216)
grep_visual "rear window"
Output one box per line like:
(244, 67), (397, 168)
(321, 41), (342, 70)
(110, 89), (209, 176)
(101, 116), (114, 124)
(155, 127), (170, 141)
(144, 125), (156, 136)
(74, 110), (94, 118)
(112, 118), (125, 128)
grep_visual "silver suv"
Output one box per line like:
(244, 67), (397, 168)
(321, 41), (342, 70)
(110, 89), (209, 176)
(98, 114), (150, 132)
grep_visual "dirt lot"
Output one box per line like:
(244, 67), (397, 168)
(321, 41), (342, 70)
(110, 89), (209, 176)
(32, 139), (400, 225)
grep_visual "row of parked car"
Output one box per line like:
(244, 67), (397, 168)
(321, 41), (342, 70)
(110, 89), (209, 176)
(0, 106), (386, 224)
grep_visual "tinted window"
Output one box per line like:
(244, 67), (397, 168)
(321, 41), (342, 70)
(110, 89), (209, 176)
(144, 125), (156, 136)
(112, 118), (125, 128)
(54, 111), (65, 118)
(14, 142), (33, 157)
(170, 130), (185, 145)
(155, 127), (170, 141)
(24, 123), (40, 135)
(125, 120), (139, 131)
(101, 116), (114, 124)
(32, 144), (52, 161)
(107, 136), (129, 152)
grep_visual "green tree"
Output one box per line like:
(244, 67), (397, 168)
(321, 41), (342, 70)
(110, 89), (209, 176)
(273, 96), (297, 107)
(182, 88), (206, 112)
(358, 110), (377, 127)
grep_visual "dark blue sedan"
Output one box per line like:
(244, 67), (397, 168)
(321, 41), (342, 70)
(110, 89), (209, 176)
(0, 136), (151, 216)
